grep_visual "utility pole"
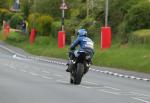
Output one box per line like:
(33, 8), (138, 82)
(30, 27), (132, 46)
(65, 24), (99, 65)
(105, 0), (109, 26)
(62, 0), (65, 31)
(60, 0), (68, 31)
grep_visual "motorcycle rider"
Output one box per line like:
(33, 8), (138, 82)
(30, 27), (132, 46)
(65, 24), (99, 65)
(66, 29), (94, 72)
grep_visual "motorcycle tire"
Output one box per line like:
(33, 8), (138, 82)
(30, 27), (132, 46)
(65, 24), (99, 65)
(70, 73), (74, 84)
(74, 63), (84, 85)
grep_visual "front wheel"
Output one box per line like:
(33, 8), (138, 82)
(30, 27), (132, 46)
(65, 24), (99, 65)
(70, 73), (74, 84)
(74, 63), (84, 85)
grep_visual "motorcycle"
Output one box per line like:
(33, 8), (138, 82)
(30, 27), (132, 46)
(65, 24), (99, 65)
(67, 50), (91, 85)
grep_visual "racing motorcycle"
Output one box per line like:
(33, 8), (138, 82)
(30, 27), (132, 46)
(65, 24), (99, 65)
(67, 50), (92, 85)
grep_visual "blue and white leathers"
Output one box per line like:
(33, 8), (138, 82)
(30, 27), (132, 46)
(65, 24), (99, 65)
(70, 29), (94, 58)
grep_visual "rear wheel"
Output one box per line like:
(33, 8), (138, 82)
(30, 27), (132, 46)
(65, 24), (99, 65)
(74, 63), (84, 85)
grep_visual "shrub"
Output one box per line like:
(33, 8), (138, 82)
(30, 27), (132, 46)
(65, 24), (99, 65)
(88, 24), (99, 39)
(117, 0), (150, 43)
(10, 13), (23, 29)
(27, 13), (41, 32)
(7, 31), (26, 43)
(51, 21), (61, 37)
(0, 9), (11, 24)
(77, 6), (86, 19)
(129, 29), (150, 44)
(36, 15), (53, 36)
(78, 18), (95, 29)
(65, 19), (81, 44)
(125, 1), (150, 33)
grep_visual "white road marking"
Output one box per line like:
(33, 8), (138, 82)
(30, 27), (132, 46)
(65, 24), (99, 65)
(20, 69), (27, 73)
(40, 75), (52, 80)
(104, 86), (121, 91)
(56, 80), (68, 83)
(29, 72), (39, 76)
(84, 81), (98, 85)
(132, 97), (150, 103)
(117, 92), (135, 96)
(12, 55), (28, 61)
(42, 71), (50, 74)
(9, 66), (17, 70)
(131, 92), (150, 98)
(130, 76), (136, 79)
(1, 45), (150, 82)
(113, 73), (119, 76)
(55, 74), (63, 77)
(99, 89), (119, 95)
(79, 85), (91, 89)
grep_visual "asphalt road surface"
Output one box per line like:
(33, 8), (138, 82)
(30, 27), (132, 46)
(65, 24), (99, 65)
(0, 44), (150, 103)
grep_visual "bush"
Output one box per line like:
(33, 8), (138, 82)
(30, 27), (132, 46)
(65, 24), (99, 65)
(27, 13), (41, 32)
(129, 29), (150, 44)
(0, 9), (11, 24)
(36, 15), (53, 36)
(7, 31), (26, 43)
(109, 0), (143, 34)
(77, 6), (86, 19)
(10, 13), (23, 29)
(78, 18), (94, 29)
(117, 0), (150, 43)
(28, 14), (53, 36)
(51, 21), (61, 37)
(125, 1), (150, 33)
(65, 19), (81, 44)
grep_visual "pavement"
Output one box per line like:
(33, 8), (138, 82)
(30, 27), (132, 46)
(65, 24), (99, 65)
(0, 42), (150, 103)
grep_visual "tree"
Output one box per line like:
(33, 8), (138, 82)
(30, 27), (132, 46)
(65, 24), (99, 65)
(21, 0), (33, 19)
(30, 0), (61, 19)
(0, 0), (9, 9)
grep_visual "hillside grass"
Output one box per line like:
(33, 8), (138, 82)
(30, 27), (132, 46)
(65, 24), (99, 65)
(0, 30), (150, 74)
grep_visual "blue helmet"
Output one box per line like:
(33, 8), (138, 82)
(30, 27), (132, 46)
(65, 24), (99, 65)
(77, 29), (87, 37)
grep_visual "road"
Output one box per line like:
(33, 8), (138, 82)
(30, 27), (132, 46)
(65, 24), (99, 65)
(0, 43), (150, 103)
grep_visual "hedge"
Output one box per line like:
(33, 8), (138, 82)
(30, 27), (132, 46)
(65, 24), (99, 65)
(129, 29), (150, 45)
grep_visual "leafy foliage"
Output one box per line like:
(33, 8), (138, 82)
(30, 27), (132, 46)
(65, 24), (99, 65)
(36, 15), (53, 36)
(10, 13), (23, 29)
(27, 13), (41, 31)
(125, 1), (150, 32)
(0, 9), (12, 24)
(0, 0), (9, 9)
